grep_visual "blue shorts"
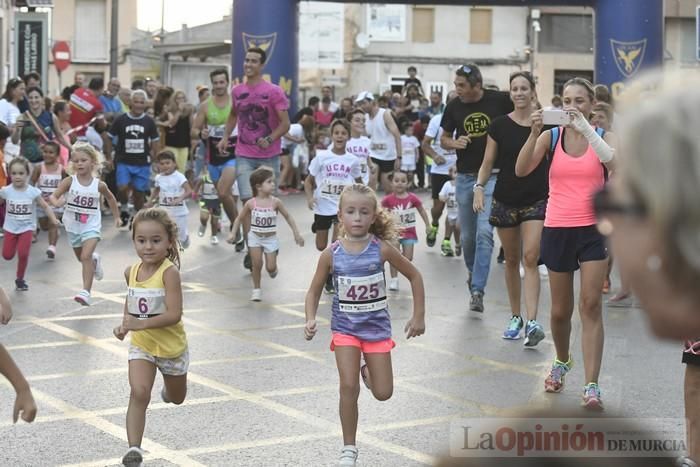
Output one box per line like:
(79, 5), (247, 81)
(67, 230), (101, 248)
(116, 163), (151, 192)
(399, 238), (418, 247)
(208, 159), (237, 183)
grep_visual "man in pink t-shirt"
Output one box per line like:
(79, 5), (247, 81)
(219, 47), (290, 202)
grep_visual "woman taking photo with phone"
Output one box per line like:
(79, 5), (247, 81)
(473, 71), (548, 347)
(516, 77), (617, 410)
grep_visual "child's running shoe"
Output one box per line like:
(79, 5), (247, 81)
(455, 243), (462, 257)
(582, 382), (604, 411)
(74, 290), (91, 306)
(181, 236), (190, 249)
(121, 446), (145, 467)
(524, 320), (545, 347)
(441, 239), (454, 257)
(388, 277), (399, 291)
(197, 224), (206, 237)
(502, 315), (523, 339)
(426, 224), (438, 247)
(15, 279), (28, 291)
(339, 445), (358, 467)
(544, 357), (573, 393)
(250, 289), (262, 302)
(92, 252), (104, 281)
(211, 235), (219, 245)
(46, 245), (56, 260)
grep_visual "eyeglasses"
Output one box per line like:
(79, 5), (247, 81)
(593, 186), (647, 219)
(456, 65), (473, 76)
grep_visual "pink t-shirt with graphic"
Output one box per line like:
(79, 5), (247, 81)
(231, 80), (289, 159)
(381, 193), (423, 240)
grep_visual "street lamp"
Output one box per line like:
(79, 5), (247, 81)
(530, 9), (541, 74)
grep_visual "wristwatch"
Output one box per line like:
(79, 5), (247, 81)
(263, 136), (273, 144)
(473, 183), (484, 193)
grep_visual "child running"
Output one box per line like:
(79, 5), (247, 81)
(0, 286), (37, 423)
(30, 142), (68, 259)
(399, 122), (420, 186)
(50, 142), (120, 306)
(228, 166), (304, 301)
(438, 166), (461, 257)
(113, 208), (189, 467)
(304, 183), (425, 467)
(147, 150), (193, 249)
(381, 171), (430, 291)
(192, 166), (222, 245)
(1, 158), (58, 290)
(304, 119), (363, 293)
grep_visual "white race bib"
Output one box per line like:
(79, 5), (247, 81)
(127, 287), (166, 319)
(394, 207), (417, 229)
(337, 272), (387, 313)
(320, 178), (348, 201)
(208, 124), (225, 139)
(125, 138), (145, 154)
(250, 208), (276, 233)
(6, 200), (32, 220)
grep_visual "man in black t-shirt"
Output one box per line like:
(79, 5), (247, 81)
(440, 63), (513, 314)
(104, 90), (159, 227)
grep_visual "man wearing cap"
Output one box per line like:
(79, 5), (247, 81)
(356, 91), (402, 192)
(440, 63), (513, 315)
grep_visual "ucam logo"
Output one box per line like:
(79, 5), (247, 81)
(242, 32), (277, 62)
(611, 38), (647, 78)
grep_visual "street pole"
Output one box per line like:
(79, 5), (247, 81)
(110, 0), (119, 78)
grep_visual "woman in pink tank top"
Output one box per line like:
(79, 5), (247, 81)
(515, 78), (617, 411)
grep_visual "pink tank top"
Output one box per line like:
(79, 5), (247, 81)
(544, 130), (605, 228)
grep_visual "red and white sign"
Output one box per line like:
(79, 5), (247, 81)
(52, 41), (71, 73)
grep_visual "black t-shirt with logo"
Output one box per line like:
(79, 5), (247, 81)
(109, 113), (159, 166)
(440, 89), (513, 173)
(489, 115), (553, 207)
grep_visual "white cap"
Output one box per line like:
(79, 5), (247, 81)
(354, 91), (374, 103)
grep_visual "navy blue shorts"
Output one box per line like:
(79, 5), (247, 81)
(116, 163), (151, 192)
(540, 225), (607, 273)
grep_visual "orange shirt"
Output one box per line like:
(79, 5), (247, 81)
(0, 147), (6, 187)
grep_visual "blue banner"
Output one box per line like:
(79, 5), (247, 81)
(594, 0), (663, 98)
(232, 0), (299, 112)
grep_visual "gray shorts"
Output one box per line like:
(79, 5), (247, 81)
(128, 344), (189, 376)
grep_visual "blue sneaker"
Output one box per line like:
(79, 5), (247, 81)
(524, 320), (545, 347)
(502, 315), (523, 339)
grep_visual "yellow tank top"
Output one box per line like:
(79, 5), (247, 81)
(128, 258), (187, 358)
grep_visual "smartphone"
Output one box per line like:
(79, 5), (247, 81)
(542, 110), (572, 126)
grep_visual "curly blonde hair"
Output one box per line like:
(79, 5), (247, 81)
(71, 141), (101, 176)
(131, 208), (181, 269)
(338, 184), (399, 242)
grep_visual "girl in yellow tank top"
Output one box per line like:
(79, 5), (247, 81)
(112, 208), (188, 467)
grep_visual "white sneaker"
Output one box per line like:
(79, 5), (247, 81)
(388, 277), (399, 291)
(538, 264), (549, 278)
(211, 235), (219, 245)
(74, 290), (91, 306)
(339, 445), (358, 466)
(250, 289), (262, 301)
(121, 446), (145, 467)
(92, 252), (104, 281)
(197, 224), (206, 237)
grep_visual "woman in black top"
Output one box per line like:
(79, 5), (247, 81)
(473, 72), (547, 347)
(163, 90), (194, 174)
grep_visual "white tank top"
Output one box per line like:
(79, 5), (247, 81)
(63, 176), (102, 234)
(37, 163), (64, 213)
(250, 198), (277, 235)
(366, 108), (396, 161)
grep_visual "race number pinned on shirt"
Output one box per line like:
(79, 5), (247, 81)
(125, 138), (145, 154)
(320, 178), (348, 201)
(208, 124), (226, 140)
(394, 207), (417, 229)
(159, 192), (184, 208)
(337, 272), (387, 313)
(127, 287), (166, 319)
(6, 200), (32, 220)
(251, 208), (276, 234)
(66, 192), (100, 215)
